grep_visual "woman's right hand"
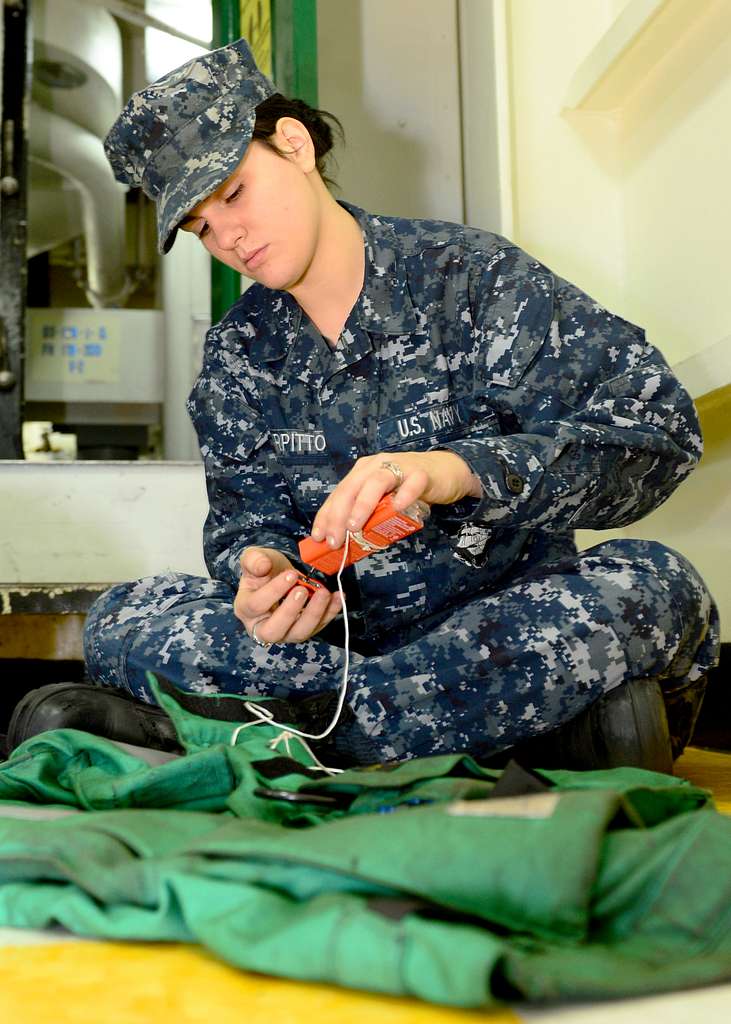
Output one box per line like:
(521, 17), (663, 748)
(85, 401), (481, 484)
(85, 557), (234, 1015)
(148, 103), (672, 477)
(235, 546), (342, 646)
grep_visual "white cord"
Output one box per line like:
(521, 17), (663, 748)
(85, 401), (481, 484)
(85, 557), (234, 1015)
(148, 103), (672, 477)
(269, 730), (345, 776)
(231, 534), (353, 772)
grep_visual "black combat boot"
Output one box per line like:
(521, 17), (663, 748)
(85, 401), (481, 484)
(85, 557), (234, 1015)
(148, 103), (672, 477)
(6, 683), (182, 755)
(498, 677), (675, 774)
(3, 679), (379, 767)
(6, 677), (677, 775)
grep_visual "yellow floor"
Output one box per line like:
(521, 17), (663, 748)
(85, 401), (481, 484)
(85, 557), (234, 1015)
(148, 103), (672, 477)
(674, 746), (731, 813)
(0, 748), (728, 1024)
(0, 942), (519, 1024)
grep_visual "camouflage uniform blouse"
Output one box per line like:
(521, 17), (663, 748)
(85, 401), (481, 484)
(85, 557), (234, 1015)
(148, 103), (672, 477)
(187, 202), (701, 644)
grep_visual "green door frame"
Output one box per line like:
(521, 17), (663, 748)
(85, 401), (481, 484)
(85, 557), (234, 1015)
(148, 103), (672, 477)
(271, 0), (318, 108)
(210, 0), (243, 323)
(209, 0), (318, 324)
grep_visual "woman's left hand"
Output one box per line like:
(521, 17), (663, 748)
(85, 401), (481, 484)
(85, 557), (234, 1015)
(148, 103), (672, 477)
(310, 450), (482, 549)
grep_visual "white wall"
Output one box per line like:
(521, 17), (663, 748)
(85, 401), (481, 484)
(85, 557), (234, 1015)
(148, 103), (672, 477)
(507, 0), (627, 310)
(620, 4), (731, 366)
(0, 462), (208, 583)
(317, 0), (464, 221)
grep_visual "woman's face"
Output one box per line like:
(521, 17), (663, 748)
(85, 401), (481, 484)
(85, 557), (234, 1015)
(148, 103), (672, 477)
(179, 131), (321, 292)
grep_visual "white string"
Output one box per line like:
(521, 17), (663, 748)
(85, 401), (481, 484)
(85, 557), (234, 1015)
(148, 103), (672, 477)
(231, 533), (353, 773)
(269, 730), (344, 776)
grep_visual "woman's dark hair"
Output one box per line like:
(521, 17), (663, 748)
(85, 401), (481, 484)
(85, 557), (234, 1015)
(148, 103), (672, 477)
(252, 93), (344, 190)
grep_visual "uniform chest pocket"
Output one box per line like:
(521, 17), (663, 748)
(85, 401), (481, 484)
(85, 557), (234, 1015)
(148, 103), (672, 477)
(376, 395), (499, 451)
(285, 463), (336, 521)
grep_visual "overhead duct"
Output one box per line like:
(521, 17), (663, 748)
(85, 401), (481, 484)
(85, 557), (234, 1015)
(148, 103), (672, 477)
(29, 105), (131, 307)
(32, 0), (122, 139)
(28, 0), (131, 307)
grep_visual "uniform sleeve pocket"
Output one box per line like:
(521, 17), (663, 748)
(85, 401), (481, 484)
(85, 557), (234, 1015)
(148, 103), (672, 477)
(474, 261), (554, 389)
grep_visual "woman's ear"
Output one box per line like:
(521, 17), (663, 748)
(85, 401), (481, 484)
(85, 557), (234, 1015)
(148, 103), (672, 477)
(273, 116), (317, 172)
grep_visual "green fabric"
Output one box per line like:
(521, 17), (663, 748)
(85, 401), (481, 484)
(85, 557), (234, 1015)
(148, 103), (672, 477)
(0, 676), (729, 1007)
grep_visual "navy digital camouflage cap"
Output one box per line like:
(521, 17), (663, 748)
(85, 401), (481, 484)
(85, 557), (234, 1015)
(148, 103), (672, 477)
(104, 38), (277, 254)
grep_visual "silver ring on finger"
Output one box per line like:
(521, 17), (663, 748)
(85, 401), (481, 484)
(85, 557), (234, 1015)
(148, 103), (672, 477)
(250, 619), (273, 648)
(380, 460), (404, 487)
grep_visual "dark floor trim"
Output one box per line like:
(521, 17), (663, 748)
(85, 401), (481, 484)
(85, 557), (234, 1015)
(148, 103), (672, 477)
(0, 584), (110, 615)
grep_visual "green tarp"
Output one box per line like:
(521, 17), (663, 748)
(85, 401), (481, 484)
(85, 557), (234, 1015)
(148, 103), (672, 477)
(0, 676), (728, 1008)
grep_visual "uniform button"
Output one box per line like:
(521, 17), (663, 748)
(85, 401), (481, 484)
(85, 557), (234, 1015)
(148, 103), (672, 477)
(505, 473), (525, 495)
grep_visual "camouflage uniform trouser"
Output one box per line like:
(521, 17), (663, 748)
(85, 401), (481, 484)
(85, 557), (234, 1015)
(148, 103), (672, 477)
(84, 539), (720, 764)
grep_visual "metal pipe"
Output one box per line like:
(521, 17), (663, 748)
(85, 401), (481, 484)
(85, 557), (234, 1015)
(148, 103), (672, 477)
(76, 0), (210, 49)
(29, 104), (131, 307)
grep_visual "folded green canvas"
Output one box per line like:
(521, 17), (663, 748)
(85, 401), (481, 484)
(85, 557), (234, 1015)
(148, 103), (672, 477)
(0, 675), (728, 1008)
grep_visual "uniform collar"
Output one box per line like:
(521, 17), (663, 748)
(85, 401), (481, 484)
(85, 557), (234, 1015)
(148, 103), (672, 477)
(342, 201), (419, 336)
(250, 201), (419, 368)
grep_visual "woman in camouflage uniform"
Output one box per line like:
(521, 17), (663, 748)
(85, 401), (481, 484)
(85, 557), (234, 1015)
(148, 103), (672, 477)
(10, 39), (720, 769)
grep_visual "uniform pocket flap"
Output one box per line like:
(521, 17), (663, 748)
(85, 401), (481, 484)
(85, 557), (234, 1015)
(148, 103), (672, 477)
(476, 262), (553, 388)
